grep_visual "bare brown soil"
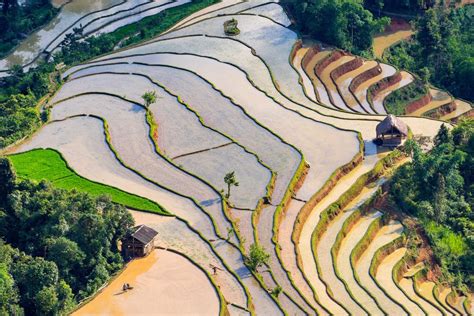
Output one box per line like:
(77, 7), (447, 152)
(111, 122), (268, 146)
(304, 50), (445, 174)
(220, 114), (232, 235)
(405, 94), (432, 114)
(331, 57), (363, 81)
(350, 64), (382, 93)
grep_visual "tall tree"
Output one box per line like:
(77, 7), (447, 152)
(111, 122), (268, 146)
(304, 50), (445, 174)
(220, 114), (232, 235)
(224, 171), (239, 199)
(0, 157), (15, 203)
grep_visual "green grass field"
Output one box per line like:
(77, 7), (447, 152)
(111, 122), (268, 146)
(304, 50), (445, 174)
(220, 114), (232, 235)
(8, 149), (169, 215)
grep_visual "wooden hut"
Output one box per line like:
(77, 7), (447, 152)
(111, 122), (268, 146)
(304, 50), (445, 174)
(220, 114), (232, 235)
(122, 225), (158, 259)
(376, 114), (409, 147)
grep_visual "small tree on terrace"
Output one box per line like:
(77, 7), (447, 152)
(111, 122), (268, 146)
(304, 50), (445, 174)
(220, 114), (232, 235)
(142, 91), (157, 108)
(224, 171), (239, 199)
(246, 243), (270, 272)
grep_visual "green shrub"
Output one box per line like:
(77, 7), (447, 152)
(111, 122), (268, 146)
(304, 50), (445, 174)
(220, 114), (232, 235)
(246, 243), (270, 271)
(224, 18), (240, 36)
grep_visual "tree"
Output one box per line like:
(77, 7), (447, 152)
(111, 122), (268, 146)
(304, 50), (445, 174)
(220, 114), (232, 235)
(35, 286), (58, 314)
(454, 58), (474, 101)
(419, 67), (431, 85)
(375, 0), (384, 17)
(11, 257), (59, 311)
(271, 285), (283, 297)
(45, 237), (85, 282)
(390, 119), (474, 289)
(142, 91), (157, 108)
(282, 0), (388, 54)
(0, 176), (134, 311)
(224, 171), (239, 199)
(433, 173), (447, 223)
(226, 227), (234, 241)
(56, 280), (75, 314)
(246, 243), (270, 271)
(434, 124), (451, 146)
(0, 263), (21, 314)
(2, 0), (18, 15)
(0, 157), (15, 203)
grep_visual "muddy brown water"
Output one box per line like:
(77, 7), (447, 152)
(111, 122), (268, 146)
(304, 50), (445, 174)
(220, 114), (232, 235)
(73, 250), (220, 315)
(373, 29), (413, 59)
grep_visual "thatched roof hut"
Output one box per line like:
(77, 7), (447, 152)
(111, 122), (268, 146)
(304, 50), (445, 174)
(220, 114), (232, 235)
(376, 115), (409, 147)
(122, 225), (158, 258)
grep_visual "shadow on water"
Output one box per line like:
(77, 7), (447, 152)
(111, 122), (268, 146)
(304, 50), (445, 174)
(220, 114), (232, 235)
(235, 266), (252, 279)
(200, 198), (221, 207)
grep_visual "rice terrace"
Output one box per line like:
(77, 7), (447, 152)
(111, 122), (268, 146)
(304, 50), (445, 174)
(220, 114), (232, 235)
(0, 0), (473, 315)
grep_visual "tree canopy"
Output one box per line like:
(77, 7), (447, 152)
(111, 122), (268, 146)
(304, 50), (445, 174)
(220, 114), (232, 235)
(0, 157), (134, 314)
(391, 119), (473, 290)
(281, 0), (389, 55)
(385, 6), (473, 102)
(0, 0), (58, 58)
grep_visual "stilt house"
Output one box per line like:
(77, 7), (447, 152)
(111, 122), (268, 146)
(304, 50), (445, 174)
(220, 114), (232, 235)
(122, 225), (158, 259)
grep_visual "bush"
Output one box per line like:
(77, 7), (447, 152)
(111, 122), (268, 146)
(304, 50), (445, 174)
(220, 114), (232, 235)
(224, 18), (240, 36)
(246, 243), (270, 271)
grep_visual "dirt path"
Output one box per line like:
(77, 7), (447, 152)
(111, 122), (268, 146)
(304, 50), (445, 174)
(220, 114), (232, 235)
(441, 100), (472, 121)
(131, 210), (248, 308)
(353, 63), (396, 114)
(372, 71), (413, 114)
(298, 158), (384, 314)
(318, 210), (367, 314)
(438, 288), (458, 315)
(74, 249), (220, 315)
(319, 55), (356, 112)
(335, 60), (378, 113)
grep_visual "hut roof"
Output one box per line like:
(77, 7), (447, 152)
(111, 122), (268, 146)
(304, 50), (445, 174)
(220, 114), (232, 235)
(376, 114), (408, 136)
(129, 225), (158, 245)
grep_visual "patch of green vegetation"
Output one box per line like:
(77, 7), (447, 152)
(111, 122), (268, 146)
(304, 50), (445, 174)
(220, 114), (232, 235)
(364, 0), (429, 13)
(385, 7), (473, 102)
(245, 243), (270, 272)
(0, 156), (136, 314)
(109, 0), (220, 46)
(224, 18), (240, 36)
(8, 149), (168, 215)
(281, 0), (389, 55)
(384, 79), (428, 115)
(391, 120), (474, 291)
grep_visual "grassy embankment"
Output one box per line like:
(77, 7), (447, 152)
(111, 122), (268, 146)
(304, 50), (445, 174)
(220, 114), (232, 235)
(8, 148), (168, 215)
(96, 0), (220, 48)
